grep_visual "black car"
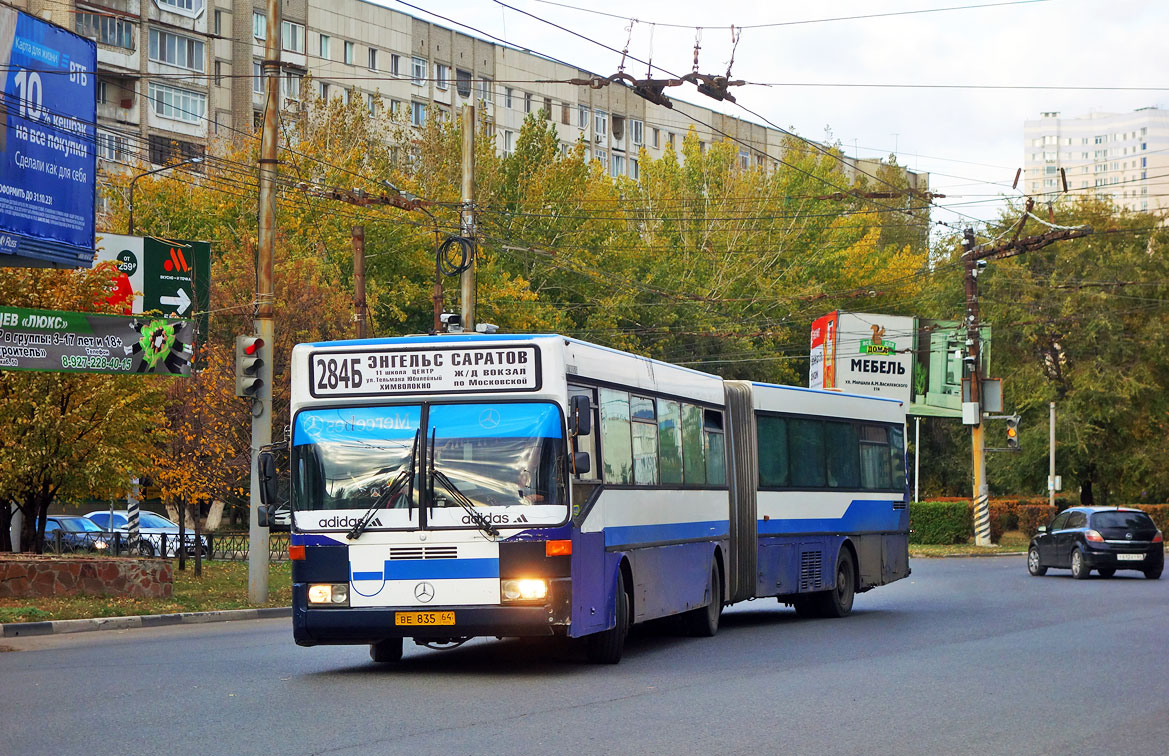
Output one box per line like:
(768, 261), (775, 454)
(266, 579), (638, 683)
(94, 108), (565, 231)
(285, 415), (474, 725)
(43, 515), (112, 553)
(1028, 506), (1163, 580)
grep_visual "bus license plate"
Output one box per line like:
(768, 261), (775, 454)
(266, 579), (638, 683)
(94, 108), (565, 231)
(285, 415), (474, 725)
(1117, 553), (1144, 561)
(396, 611), (455, 626)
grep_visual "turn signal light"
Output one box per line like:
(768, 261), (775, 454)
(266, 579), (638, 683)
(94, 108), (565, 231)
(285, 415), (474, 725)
(1085, 530), (1104, 543)
(289, 544), (306, 560)
(545, 539), (572, 557)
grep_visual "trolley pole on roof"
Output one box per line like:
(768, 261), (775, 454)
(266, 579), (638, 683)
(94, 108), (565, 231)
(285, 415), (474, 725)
(459, 105), (476, 332)
(249, 0), (281, 604)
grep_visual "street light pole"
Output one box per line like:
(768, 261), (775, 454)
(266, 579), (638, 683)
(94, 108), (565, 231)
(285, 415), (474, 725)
(127, 156), (203, 236)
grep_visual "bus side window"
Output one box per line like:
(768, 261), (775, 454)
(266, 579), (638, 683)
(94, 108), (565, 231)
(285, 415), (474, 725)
(703, 409), (726, 486)
(757, 415), (790, 487)
(681, 404), (706, 486)
(825, 421), (860, 489)
(859, 425), (891, 490)
(889, 426), (907, 491)
(631, 396), (658, 485)
(657, 399), (683, 484)
(789, 418), (826, 488)
(599, 388), (633, 484)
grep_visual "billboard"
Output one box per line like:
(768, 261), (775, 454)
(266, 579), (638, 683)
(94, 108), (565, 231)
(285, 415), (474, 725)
(0, 8), (96, 268)
(809, 311), (915, 404)
(94, 235), (211, 341)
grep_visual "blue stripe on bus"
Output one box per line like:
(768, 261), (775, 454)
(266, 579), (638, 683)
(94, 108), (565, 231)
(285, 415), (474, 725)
(757, 499), (906, 535)
(292, 533), (345, 546)
(350, 559), (500, 582)
(603, 520), (729, 548)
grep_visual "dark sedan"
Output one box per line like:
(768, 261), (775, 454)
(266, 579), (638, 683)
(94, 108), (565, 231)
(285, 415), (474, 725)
(1028, 506), (1163, 580)
(43, 515), (112, 553)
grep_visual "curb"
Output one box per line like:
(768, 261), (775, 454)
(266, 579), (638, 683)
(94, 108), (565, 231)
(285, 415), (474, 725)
(911, 551), (1027, 559)
(1, 606), (291, 638)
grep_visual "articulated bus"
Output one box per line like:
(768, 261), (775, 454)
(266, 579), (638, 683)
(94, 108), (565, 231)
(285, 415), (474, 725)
(264, 333), (909, 664)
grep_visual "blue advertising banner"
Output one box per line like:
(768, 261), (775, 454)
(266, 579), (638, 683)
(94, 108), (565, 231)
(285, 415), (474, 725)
(0, 7), (96, 268)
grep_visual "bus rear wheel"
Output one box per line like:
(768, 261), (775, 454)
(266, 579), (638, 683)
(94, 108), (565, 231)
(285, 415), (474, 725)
(683, 562), (723, 637)
(586, 570), (629, 664)
(369, 638), (403, 663)
(809, 549), (856, 619)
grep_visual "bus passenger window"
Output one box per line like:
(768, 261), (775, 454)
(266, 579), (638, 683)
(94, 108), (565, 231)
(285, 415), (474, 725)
(859, 425), (891, 490)
(825, 421), (860, 489)
(704, 410), (726, 486)
(681, 403), (706, 486)
(631, 396), (658, 485)
(889, 426), (907, 490)
(788, 418), (826, 488)
(599, 388), (633, 484)
(756, 415), (789, 487)
(657, 399), (683, 484)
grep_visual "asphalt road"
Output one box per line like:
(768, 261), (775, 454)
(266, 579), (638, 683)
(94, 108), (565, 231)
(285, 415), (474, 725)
(2, 556), (1167, 756)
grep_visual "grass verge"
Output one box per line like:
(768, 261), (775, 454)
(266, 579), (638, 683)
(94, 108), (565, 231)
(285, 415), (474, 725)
(0, 560), (292, 624)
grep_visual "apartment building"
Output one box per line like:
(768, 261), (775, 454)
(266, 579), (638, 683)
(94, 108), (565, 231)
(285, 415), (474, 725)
(1023, 108), (1169, 214)
(10, 0), (926, 193)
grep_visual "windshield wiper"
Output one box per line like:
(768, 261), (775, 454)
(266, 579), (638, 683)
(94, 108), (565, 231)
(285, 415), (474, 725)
(346, 430), (420, 541)
(430, 468), (500, 538)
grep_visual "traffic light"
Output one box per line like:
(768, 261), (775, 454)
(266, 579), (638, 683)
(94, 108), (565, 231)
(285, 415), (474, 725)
(1006, 414), (1020, 451)
(235, 335), (265, 397)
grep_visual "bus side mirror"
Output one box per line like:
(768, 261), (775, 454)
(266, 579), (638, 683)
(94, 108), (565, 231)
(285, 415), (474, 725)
(568, 394), (592, 437)
(571, 451), (591, 476)
(258, 450), (277, 507)
(259, 502), (290, 532)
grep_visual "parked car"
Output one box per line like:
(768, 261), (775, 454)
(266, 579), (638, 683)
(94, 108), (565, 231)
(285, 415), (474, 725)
(84, 510), (210, 558)
(43, 515), (112, 553)
(1028, 506), (1163, 580)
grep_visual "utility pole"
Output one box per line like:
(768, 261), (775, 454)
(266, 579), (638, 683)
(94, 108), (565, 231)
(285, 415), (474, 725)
(460, 105), (476, 331)
(352, 225), (367, 339)
(961, 205), (1091, 546)
(249, 0), (281, 604)
(1049, 402), (1056, 507)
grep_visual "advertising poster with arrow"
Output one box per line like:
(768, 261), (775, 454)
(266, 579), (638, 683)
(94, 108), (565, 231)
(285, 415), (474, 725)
(93, 234), (210, 344)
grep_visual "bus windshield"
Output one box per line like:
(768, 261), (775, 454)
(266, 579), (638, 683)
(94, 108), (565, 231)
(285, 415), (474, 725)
(292, 403), (566, 522)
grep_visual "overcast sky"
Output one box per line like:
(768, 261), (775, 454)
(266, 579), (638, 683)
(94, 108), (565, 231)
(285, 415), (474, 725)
(389, 0), (1169, 229)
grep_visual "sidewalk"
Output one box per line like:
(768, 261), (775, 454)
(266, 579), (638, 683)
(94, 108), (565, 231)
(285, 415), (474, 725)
(1, 606), (291, 638)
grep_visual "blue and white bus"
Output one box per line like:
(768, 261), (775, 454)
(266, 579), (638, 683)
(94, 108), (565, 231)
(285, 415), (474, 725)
(265, 334), (909, 664)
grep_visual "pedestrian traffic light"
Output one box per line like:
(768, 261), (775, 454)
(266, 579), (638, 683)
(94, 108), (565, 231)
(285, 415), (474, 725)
(235, 335), (265, 397)
(1006, 414), (1020, 451)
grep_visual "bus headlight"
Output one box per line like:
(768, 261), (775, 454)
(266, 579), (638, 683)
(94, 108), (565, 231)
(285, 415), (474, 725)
(501, 578), (547, 602)
(307, 583), (350, 607)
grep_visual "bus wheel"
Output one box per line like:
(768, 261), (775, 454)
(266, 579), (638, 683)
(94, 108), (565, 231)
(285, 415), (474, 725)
(684, 562), (722, 637)
(369, 638), (403, 663)
(812, 549), (856, 618)
(586, 571), (629, 664)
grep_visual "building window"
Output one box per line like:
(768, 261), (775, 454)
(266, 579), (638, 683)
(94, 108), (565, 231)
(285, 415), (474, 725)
(96, 130), (130, 162)
(75, 12), (134, 50)
(147, 82), (206, 124)
(504, 88), (513, 109)
(410, 100), (427, 126)
(282, 21), (305, 54)
(367, 93), (376, 116)
(667, 131), (675, 147)
(252, 60), (264, 93)
(343, 41), (354, 65)
(390, 99), (404, 115)
(524, 92), (532, 113)
(630, 158), (639, 181)
(455, 68), (471, 97)
(319, 34), (330, 59)
(595, 149), (607, 169)
(651, 127), (660, 148)
(435, 63), (449, 90)
(411, 57), (426, 86)
(318, 81), (329, 99)
(213, 60), (222, 86)
(503, 130), (515, 157)
(611, 153), (625, 177)
(594, 110), (607, 136)
(213, 10), (222, 35)
(281, 70), (302, 101)
(368, 47), (378, 71)
(477, 77), (492, 102)
(612, 115), (624, 140)
(252, 11), (265, 39)
(578, 105), (588, 129)
(543, 97), (552, 119)
(149, 134), (204, 165)
(96, 79), (108, 104)
(155, 0), (203, 16)
(561, 102), (570, 124)
(391, 54), (401, 76)
(149, 29), (205, 72)
(631, 119), (643, 145)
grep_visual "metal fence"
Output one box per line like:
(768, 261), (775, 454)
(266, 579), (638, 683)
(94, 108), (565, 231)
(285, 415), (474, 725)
(40, 531), (290, 561)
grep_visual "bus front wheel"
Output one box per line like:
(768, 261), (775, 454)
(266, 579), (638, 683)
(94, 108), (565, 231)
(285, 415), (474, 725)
(586, 570), (629, 664)
(370, 638), (403, 663)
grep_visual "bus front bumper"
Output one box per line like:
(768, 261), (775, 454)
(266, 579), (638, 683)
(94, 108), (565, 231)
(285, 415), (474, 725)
(294, 603), (561, 645)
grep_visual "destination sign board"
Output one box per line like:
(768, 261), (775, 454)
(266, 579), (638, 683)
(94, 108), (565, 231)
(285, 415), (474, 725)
(308, 345), (541, 397)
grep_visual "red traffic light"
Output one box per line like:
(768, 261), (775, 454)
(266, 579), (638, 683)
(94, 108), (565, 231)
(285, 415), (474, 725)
(244, 338), (264, 356)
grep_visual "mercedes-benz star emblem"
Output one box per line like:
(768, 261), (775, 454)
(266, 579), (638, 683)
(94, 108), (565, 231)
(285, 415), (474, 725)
(1125, 532), (1133, 540)
(479, 408), (501, 429)
(414, 582), (435, 603)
